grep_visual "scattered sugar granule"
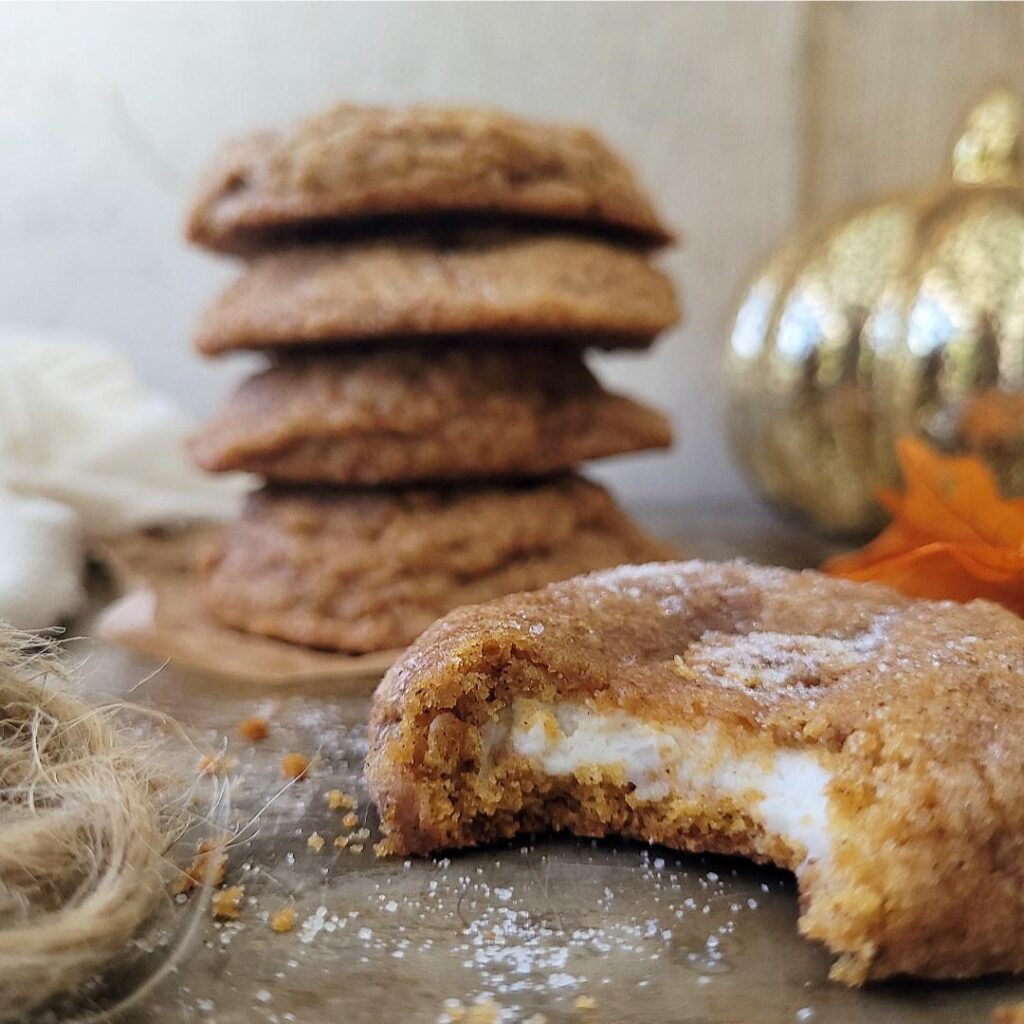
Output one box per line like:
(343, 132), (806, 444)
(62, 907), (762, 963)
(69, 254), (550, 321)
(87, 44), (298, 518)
(174, 838), (228, 895)
(326, 789), (356, 811)
(334, 834), (350, 850)
(271, 906), (297, 933)
(574, 995), (597, 1011)
(281, 752), (311, 780)
(212, 885), (245, 920)
(255, 990), (272, 1004)
(349, 844), (365, 854)
(238, 716), (270, 742)
(548, 974), (577, 990)
(341, 812), (359, 828)
(307, 832), (326, 853)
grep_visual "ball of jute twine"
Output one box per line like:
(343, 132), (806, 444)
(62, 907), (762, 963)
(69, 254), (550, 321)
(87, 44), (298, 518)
(0, 628), (225, 1021)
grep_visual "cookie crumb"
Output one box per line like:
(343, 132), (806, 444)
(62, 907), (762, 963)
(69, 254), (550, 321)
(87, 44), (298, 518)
(341, 811), (359, 828)
(212, 884), (245, 920)
(574, 995), (596, 1012)
(238, 716), (270, 742)
(174, 838), (228, 895)
(326, 789), (356, 810)
(271, 906), (297, 933)
(307, 831), (325, 852)
(334, 834), (350, 850)
(281, 752), (310, 780)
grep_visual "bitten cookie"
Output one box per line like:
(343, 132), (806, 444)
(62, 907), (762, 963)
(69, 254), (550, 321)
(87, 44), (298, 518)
(187, 105), (673, 252)
(190, 347), (673, 484)
(195, 234), (681, 354)
(367, 559), (1024, 985)
(203, 477), (679, 653)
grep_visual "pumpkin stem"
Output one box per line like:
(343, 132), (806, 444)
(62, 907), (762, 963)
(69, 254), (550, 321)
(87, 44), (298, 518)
(952, 88), (1021, 184)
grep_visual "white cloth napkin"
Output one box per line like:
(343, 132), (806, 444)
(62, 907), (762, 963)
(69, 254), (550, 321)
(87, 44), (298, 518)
(0, 330), (247, 629)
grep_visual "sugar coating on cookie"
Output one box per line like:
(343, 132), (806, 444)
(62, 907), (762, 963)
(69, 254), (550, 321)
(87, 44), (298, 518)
(190, 347), (673, 484)
(186, 105), (673, 252)
(202, 477), (679, 654)
(194, 234), (681, 354)
(366, 559), (1024, 984)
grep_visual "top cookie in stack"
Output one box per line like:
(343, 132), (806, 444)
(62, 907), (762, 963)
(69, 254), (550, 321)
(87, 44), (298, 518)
(187, 104), (682, 655)
(187, 105), (674, 253)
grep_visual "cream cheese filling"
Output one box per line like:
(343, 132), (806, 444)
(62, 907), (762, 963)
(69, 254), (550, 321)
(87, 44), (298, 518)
(484, 698), (832, 871)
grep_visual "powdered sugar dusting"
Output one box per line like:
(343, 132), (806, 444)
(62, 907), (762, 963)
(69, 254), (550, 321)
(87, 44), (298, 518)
(679, 628), (883, 693)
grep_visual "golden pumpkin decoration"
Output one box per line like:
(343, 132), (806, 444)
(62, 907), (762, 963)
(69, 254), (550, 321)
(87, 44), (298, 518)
(725, 89), (1024, 535)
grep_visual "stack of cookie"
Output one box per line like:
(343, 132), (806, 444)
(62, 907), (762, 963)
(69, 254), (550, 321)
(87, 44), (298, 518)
(187, 105), (682, 655)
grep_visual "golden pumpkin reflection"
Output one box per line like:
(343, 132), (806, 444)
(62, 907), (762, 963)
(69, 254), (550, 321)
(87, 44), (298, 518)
(725, 90), (1024, 535)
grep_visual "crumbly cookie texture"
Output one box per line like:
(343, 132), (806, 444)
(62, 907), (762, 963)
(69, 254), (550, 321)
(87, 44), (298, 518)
(186, 105), (673, 252)
(190, 347), (672, 484)
(202, 477), (679, 654)
(366, 559), (1024, 985)
(194, 234), (681, 354)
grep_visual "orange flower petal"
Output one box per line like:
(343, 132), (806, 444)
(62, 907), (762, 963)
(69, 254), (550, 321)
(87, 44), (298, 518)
(832, 545), (1024, 615)
(875, 488), (905, 517)
(823, 436), (1024, 614)
(895, 437), (1024, 548)
(947, 542), (1024, 578)
(821, 520), (921, 575)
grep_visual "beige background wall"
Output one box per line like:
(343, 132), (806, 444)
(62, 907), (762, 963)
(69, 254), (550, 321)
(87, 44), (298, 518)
(1, 2), (1021, 504)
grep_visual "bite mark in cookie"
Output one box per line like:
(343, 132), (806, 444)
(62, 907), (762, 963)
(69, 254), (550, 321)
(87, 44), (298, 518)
(366, 559), (1024, 984)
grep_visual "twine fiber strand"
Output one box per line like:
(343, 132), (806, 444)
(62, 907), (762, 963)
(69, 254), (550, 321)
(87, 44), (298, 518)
(0, 629), (185, 1021)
